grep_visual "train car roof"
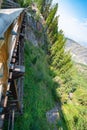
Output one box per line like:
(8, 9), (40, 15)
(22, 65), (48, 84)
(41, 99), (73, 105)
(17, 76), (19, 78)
(0, 8), (24, 38)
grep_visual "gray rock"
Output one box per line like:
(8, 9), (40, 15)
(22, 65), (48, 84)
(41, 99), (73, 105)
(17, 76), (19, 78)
(65, 38), (87, 65)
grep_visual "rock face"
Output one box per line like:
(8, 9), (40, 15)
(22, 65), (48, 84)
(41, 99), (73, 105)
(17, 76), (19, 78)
(46, 107), (59, 124)
(65, 38), (87, 65)
(25, 11), (45, 46)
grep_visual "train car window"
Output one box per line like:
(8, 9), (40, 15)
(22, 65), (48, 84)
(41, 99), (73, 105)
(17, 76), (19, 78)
(0, 63), (3, 78)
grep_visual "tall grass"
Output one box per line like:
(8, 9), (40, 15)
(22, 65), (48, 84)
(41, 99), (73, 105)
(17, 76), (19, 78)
(14, 41), (57, 130)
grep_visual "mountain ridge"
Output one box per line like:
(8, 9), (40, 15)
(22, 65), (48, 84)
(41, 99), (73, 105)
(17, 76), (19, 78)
(65, 38), (87, 65)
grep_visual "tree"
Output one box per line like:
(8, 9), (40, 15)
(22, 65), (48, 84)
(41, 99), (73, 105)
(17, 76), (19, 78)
(37, 0), (53, 20)
(18, 0), (32, 6)
(46, 3), (58, 29)
(48, 16), (59, 44)
(50, 30), (73, 71)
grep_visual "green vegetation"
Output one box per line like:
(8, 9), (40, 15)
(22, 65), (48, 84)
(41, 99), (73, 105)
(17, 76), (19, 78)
(38, 0), (87, 129)
(53, 64), (87, 130)
(12, 0), (87, 129)
(14, 42), (56, 130)
(18, 0), (32, 6)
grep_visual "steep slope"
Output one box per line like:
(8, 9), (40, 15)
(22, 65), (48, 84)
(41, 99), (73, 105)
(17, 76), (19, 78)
(65, 38), (87, 65)
(14, 42), (57, 130)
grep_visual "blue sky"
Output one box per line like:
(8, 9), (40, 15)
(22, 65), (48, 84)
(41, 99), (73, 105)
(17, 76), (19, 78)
(53, 0), (87, 46)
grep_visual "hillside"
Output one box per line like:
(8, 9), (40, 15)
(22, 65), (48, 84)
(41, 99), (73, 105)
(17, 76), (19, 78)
(65, 38), (87, 65)
(13, 6), (87, 130)
(3, 1), (86, 130)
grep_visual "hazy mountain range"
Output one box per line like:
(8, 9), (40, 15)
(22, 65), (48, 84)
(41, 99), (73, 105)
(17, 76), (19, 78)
(65, 38), (87, 65)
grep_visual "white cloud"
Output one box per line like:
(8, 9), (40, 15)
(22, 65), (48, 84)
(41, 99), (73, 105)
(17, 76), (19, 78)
(55, 0), (87, 46)
(82, 19), (87, 26)
(59, 13), (87, 44)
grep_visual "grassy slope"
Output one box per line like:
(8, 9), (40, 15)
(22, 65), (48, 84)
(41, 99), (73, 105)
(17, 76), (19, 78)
(62, 64), (87, 130)
(14, 42), (87, 130)
(14, 42), (56, 130)
(4, 42), (87, 130)
(5, 43), (87, 130)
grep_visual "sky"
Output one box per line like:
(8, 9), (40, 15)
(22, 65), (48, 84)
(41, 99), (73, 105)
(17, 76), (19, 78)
(53, 0), (87, 47)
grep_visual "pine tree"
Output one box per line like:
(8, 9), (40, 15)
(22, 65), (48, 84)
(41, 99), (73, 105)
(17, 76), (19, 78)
(37, 0), (53, 20)
(46, 3), (58, 29)
(50, 30), (73, 75)
(48, 16), (58, 34)
(48, 16), (59, 44)
(18, 0), (32, 6)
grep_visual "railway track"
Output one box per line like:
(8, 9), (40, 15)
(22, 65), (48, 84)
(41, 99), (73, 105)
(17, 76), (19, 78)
(0, 6), (26, 130)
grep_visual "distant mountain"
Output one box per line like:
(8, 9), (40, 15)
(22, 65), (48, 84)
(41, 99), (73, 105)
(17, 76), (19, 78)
(65, 38), (87, 65)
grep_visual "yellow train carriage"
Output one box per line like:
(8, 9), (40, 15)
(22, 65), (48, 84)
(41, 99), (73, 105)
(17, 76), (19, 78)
(0, 8), (24, 99)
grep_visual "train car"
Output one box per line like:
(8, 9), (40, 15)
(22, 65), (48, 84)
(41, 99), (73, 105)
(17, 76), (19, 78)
(0, 7), (25, 129)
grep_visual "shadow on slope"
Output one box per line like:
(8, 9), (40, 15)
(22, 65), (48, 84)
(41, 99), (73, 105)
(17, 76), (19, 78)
(14, 41), (68, 130)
